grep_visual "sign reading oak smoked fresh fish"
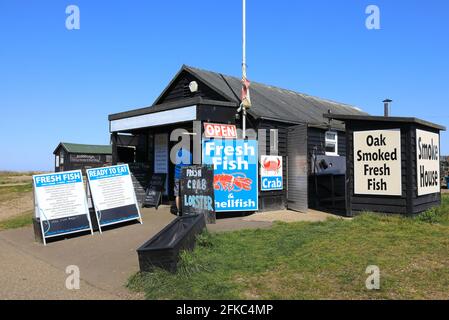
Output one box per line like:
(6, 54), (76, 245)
(260, 155), (283, 191)
(202, 139), (258, 212)
(416, 129), (440, 196)
(353, 129), (402, 196)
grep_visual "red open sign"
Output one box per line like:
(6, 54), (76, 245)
(203, 123), (237, 139)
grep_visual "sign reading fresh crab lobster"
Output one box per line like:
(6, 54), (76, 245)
(260, 155), (283, 191)
(202, 139), (258, 212)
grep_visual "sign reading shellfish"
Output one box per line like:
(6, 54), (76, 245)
(260, 156), (283, 191)
(202, 139), (258, 212)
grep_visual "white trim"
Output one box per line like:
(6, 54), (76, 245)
(110, 105), (197, 132)
(325, 130), (339, 156)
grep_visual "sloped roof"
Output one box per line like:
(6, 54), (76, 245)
(181, 65), (368, 124)
(109, 65), (368, 128)
(54, 142), (112, 155)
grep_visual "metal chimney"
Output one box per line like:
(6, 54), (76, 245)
(383, 99), (392, 117)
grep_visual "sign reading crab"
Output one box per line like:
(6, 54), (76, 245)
(203, 139), (258, 212)
(260, 155), (283, 191)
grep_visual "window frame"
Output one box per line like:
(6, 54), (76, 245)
(324, 130), (339, 156)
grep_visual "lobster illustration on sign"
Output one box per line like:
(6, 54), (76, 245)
(262, 157), (282, 174)
(214, 173), (252, 192)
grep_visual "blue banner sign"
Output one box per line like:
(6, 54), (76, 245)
(87, 164), (130, 181)
(34, 171), (82, 188)
(203, 139), (258, 212)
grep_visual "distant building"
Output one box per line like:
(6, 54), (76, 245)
(53, 142), (112, 174)
(442, 156), (449, 178)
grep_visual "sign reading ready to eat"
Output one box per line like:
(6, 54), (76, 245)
(87, 164), (142, 230)
(353, 129), (402, 196)
(416, 129), (440, 196)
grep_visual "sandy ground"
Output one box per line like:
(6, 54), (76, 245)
(242, 209), (349, 223)
(0, 192), (33, 220)
(0, 205), (338, 300)
(0, 173), (34, 221)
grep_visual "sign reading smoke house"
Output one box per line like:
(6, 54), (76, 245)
(260, 156), (283, 191)
(353, 129), (402, 196)
(416, 129), (440, 196)
(87, 164), (142, 230)
(33, 170), (92, 244)
(203, 139), (258, 212)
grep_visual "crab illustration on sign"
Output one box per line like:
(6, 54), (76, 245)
(260, 155), (283, 191)
(262, 157), (282, 174)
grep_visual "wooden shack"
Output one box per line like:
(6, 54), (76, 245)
(53, 142), (113, 174)
(108, 65), (367, 213)
(325, 114), (446, 216)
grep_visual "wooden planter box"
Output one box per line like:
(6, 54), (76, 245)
(137, 214), (206, 273)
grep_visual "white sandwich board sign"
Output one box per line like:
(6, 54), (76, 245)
(86, 164), (142, 231)
(33, 170), (93, 245)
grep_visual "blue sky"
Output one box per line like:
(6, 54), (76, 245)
(0, 0), (448, 171)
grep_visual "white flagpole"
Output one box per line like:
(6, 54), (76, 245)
(242, 0), (247, 139)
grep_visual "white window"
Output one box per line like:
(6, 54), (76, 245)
(270, 129), (279, 155)
(60, 152), (64, 165)
(325, 131), (338, 156)
(55, 156), (60, 168)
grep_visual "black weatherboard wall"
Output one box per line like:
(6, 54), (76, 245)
(108, 65), (368, 212)
(54, 142), (112, 174)
(325, 114), (446, 216)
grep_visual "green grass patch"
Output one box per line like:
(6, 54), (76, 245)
(0, 211), (33, 231)
(0, 183), (33, 194)
(414, 194), (449, 225)
(128, 195), (449, 300)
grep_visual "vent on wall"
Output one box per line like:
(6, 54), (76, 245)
(183, 81), (199, 98)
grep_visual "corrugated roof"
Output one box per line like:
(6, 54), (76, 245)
(109, 65), (368, 128)
(54, 142), (112, 155)
(182, 65), (368, 125)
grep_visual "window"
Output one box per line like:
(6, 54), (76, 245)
(325, 131), (338, 156)
(60, 152), (64, 165)
(270, 129), (279, 155)
(55, 156), (60, 168)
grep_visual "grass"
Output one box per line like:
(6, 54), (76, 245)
(0, 171), (39, 185)
(0, 210), (34, 231)
(0, 183), (33, 194)
(128, 194), (449, 300)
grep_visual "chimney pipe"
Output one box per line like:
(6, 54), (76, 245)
(383, 99), (392, 117)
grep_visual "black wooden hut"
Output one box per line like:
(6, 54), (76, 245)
(324, 114), (446, 216)
(53, 142), (112, 174)
(108, 65), (367, 213)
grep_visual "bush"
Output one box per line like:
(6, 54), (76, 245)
(415, 207), (442, 224)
